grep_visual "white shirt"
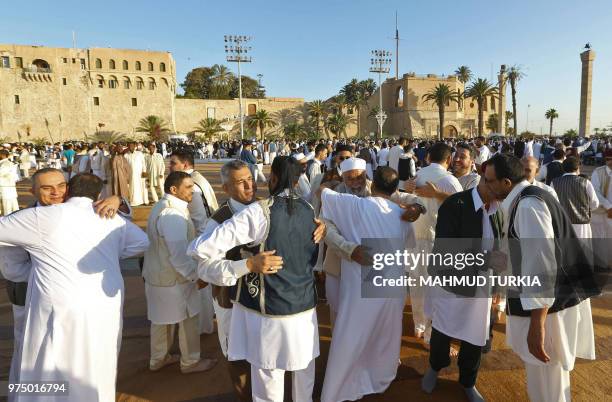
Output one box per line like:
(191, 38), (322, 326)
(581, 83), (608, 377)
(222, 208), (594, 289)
(530, 179), (558, 200)
(591, 166), (612, 210)
(387, 145), (403, 172)
(475, 145), (491, 165)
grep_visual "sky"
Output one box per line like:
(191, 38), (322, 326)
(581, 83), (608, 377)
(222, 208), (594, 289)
(1, 0), (611, 134)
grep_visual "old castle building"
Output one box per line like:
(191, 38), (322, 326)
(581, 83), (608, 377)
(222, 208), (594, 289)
(0, 44), (304, 141)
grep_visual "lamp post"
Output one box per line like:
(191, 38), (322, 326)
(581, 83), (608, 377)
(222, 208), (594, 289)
(526, 104), (531, 133)
(224, 35), (252, 140)
(369, 50), (392, 139)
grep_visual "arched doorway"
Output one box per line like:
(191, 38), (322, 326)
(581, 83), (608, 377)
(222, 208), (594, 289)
(443, 125), (458, 137)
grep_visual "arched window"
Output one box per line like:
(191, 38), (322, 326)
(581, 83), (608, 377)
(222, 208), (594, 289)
(109, 59), (116, 69)
(161, 77), (169, 87)
(95, 58), (102, 69)
(31, 59), (51, 72)
(135, 61), (141, 71)
(148, 77), (156, 90)
(159, 62), (166, 72)
(96, 74), (105, 88)
(148, 62), (154, 72)
(122, 60), (128, 70)
(135, 76), (144, 90)
(108, 75), (118, 89)
(395, 86), (404, 108)
(123, 76), (131, 89)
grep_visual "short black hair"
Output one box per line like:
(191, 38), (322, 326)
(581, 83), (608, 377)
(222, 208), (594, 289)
(373, 166), (399, 196)
(335, 144), (353, 154)
(0, 149), (9, 157)
(488, 153), (524, 184)
(456, 143), (476, 160)
(428, 142), (452, 163)
(553, 149), (565, 160)
(164, 171), (191, 194)
(314, 143), (327, 155)
(398, 137), (407, 146)
(562, 156), (580, 173)
(172, 151), (194, 167)
(68, 173), (103, 201)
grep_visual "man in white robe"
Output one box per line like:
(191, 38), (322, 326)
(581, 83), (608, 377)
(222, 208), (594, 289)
(188, 156), (326, 402)
(387, 137), (406, 173)
(319, 166), (415, 402)
(18, 147), (30, 178)
(142, 171), (217, 374)
(485, 154), (596, 402)
(169, 151), (218, 334)
(91, 142), (110, 197)
(145, 143), (165, 203)
(0, 150), (20, 215)
(125, 142), (149, 206)
(292, 153), (311, 200)
(406, 143), (463, 344)
(590, 149), (612, 269)
(522, 156), (558, 200)
(0, 173), (149, 402)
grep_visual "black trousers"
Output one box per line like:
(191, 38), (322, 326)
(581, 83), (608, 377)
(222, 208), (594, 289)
(429, 326), (482, 388)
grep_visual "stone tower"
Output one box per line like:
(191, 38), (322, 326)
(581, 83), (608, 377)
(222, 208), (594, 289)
(497, 64), (507, 135)
(579, 49), (595, 137)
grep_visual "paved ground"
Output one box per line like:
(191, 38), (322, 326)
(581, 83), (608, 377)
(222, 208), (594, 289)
(0, 162), (610, 401)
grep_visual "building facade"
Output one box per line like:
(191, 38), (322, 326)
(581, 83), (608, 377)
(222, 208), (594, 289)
(0, 44), (304, 142)
(359, 73), (498, 138)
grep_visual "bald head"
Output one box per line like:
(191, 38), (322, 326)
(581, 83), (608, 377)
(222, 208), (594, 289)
(521, 156), (540, 183)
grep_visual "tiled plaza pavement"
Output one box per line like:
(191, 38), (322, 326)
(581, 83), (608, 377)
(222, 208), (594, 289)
(0, 161), (610, 401)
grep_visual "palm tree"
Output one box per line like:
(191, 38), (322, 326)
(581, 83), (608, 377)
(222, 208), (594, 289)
(465, 78), (499, 135)
(507, 65), (526, 137)
(210, 64), (234, 98)
(421, 84), (460, 140)
(564, 129), (578, 138)
(329, 94), (347, 116)
(193, 118), (224, 140)
(341, 79), (362, 135)
(135, 115), (170, 141)
(307, 100), (327, 137)
(454, 66), (473, 84)
(327, 113), (352, 138)
(247, 109), (277, 141)
(93, 130), (127, 144)
(283, 122), (306, 141)
(544, 108), (559, 136)
(593, 127), (600, 136)
(505, 110), (515, 135)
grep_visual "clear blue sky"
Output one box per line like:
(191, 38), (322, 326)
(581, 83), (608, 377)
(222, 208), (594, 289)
(2, 0), (611, 134)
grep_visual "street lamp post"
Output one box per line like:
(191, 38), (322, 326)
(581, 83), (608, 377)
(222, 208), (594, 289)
(369, 50), (392, 139)
(224, 35), (253, 140)
(526, 104), (531, 133)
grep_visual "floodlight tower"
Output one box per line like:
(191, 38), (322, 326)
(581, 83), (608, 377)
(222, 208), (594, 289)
(224, 35), (253, 140)
(369, 50), (392, 139)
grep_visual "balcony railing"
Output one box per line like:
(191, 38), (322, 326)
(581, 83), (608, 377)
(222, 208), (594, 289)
(22, 66), (52, 73)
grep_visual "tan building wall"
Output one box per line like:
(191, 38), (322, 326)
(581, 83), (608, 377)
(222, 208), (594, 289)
(359, 73), (497, 138)
(0, 44), (305, 142)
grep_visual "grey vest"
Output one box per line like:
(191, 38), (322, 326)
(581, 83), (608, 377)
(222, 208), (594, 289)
(552, 175), (591, 224)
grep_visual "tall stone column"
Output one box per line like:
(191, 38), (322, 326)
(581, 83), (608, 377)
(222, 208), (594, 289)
(579, 50), (595, 137)
(497, 64), (507, 135)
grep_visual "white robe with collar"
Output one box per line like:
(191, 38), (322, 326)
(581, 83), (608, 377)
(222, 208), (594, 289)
(0, 197), (149, 402)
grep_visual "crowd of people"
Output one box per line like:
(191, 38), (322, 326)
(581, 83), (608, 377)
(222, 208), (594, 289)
(0, 132), (610, 402)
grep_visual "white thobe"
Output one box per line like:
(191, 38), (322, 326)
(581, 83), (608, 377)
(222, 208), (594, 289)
(0, 246), (31, 386)
(187, 199), (319, 371)
(145, 152), (165, 203)
(196, 198), (250, 357)
(0, 158), (19, 215)
(320, 189), (413, 402)
(475, 145), (491, 166)
(590, 166), (612, 267)
(501, 181), (595, 402)
(0, 197), (149, 402)
(426, 187), (495, 346)
(186, 169), (218, 333)
(296, 173), (311, 201)
(378, 148), (389, 166)
(90, 149), (108, 180)
(551, 173), (599, 239)
(145, 195), (200, 325)
(412, 164), (463, 339)
(387, 145), (403, 172)
(530, 179), (559, 200)
(125, 150), (148, 206)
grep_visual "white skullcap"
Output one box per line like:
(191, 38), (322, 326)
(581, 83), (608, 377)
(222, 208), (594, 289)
(305, 152), (315, 161)
(340, 157), (366, 173)
(292, 152), (305, 161)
